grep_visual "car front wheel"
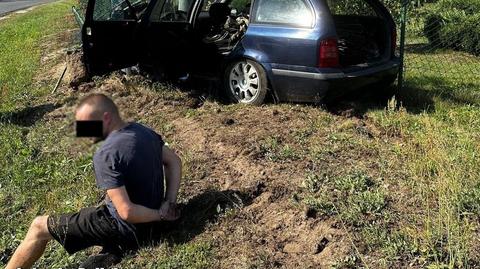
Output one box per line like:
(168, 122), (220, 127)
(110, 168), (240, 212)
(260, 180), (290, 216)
(224, 60), (267, 105)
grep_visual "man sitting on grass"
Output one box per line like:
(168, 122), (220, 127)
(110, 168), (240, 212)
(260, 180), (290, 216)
(6, 93), (182, 269)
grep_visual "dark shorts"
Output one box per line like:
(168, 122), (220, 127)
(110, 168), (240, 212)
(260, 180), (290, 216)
(47, 205), (139, 255)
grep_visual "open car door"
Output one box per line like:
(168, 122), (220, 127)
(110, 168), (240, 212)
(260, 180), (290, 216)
(137, 0), (201, 75)
(82, 0), (143, 75)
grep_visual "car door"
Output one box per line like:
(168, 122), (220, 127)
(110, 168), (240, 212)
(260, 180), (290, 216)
(82, 0), (142, 75)
(138, 0), (202, 74)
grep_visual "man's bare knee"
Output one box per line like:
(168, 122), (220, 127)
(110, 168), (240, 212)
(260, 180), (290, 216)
(28, 216), (52, 241)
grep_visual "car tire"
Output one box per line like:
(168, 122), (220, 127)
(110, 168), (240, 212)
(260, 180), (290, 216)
(224, 59), (268, 105)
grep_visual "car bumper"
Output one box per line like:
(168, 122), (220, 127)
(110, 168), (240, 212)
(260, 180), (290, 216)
(270, 59), (400, 102)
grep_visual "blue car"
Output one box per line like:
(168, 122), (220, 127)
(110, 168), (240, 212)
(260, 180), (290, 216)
(81, 0), (399, 104)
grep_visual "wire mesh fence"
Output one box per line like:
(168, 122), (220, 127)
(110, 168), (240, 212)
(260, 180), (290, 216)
(397, 0), (480, 94)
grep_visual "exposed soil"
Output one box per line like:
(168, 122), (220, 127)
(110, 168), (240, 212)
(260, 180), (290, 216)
(64, 49), (88, 88)
(168, 110), (352, 268)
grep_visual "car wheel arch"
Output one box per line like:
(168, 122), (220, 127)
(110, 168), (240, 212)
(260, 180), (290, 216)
(222, 56), (280, 103)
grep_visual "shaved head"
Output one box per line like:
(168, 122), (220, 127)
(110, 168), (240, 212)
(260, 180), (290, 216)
(76, 93), (119, 120)
(75, 93), (125, 143)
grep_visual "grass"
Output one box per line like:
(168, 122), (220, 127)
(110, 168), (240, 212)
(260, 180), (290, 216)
(367, 46), (480, 267)
(0, 1), (100, 266)
(121, 241), (214, 268)
(295, 44), (480, 267)
(395, 46), (480, 268)
(1, 0), (480, 268)
(0, 1), (74, 111)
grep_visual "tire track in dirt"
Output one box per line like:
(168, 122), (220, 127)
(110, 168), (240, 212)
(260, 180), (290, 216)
(172, 112), (352, 268)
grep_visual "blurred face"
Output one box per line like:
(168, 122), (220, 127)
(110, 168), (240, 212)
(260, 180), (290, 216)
(75, 104), (112, 143)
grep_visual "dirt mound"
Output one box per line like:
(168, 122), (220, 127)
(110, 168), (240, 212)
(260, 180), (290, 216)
(167, 107), (355, 268)
(65, 50), (88, 89)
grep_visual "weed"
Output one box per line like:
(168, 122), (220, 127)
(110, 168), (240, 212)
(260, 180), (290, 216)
(303, 195), (337, 217)
(332, 253), (363, 269)
(259, 135), (299, 162)
(334, 172), (376, 194)
(303, 172), (330, 193)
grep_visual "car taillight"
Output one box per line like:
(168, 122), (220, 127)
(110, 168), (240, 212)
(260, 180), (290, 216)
(319, 38), (339, 68)
(391, 29), (397, 56)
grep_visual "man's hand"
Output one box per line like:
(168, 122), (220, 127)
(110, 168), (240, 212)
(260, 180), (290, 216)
(108, 186), (167, 223)
(158, 201), (181, 221)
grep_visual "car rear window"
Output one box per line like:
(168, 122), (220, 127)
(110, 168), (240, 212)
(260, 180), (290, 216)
(326, 0), (378, 17)
(254, 0), (313, 27)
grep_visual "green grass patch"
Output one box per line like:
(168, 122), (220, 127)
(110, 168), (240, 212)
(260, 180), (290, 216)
(0, 2), (98, 266)
(367, 47), (480, 267)
(0, 0), (76, 111)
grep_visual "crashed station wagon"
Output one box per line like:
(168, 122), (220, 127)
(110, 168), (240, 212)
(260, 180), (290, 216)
(80, 0), (400, 104)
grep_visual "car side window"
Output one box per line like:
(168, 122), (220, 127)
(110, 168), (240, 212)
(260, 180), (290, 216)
(326, 0), (378, 17)
(93, 0), (135, 21)
(150, 0), (194, 22)
(253, 0), (313, 27)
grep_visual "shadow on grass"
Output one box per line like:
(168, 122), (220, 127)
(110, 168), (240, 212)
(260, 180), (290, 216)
(405, 76), (480, 106)
(135, 187), (257, 246)
(133, 186), (263, 247)
(325, 75), (480, 117)
(154, 189), (255, 244)
(0, 103), (60, 127)
(77, 188), (263, 268)
(325, 83), (436, 117)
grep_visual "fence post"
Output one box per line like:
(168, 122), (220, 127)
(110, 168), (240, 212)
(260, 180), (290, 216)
(397, 0), (409, 92)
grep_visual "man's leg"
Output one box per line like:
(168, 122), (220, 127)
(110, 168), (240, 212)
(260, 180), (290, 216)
(6, 216), (52, 269)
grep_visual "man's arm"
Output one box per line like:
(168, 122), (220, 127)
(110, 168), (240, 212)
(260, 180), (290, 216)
(107, 187), (162, 223)
(162, 145), (182, 203)
(106, 145), (181, 224)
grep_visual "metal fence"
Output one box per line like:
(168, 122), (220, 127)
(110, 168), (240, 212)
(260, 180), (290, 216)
(397, 0), (480, 92)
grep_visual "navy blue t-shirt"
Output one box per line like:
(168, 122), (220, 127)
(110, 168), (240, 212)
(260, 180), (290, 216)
(93, 122), (164, 233)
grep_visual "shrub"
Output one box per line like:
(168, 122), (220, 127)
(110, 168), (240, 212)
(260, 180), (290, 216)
(423, 0), (480, 56)
(435, 0), (480, 13)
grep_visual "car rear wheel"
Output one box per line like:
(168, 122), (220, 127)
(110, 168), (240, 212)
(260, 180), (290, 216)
(224, 60), (267, 105)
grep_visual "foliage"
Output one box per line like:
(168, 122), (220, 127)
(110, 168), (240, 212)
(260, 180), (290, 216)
(230, 0), (250, 12)
(423, 0), (480, 55)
